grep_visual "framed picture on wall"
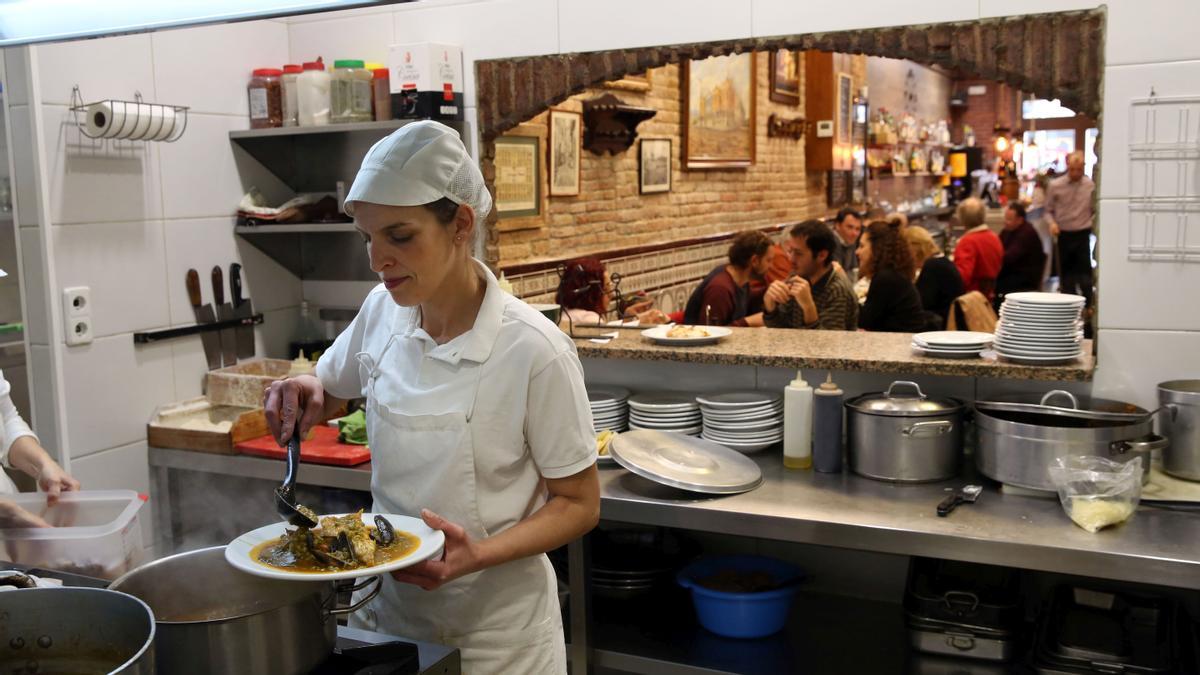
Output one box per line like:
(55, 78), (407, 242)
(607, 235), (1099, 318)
(769, 49), (800, 105)
(494, 135), (540, 218)
(639, 138), (672, 194)
(548, 109), (581, 197)
(837, 72), (853, 145)
(683, 52), (756, 169)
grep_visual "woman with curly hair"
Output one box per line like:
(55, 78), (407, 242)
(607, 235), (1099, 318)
(857, 220), (937, 332)
(555, 257), (668, 326)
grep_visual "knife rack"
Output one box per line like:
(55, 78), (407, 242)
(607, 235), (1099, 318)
(132, 314), (264, 345)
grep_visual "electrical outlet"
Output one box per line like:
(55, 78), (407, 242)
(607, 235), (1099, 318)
(63, 286), (91, 318)
(65, 318), (92, 346)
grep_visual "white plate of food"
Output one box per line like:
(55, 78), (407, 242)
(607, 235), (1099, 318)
(226, 511), (445, 581)
(641, 324), (732, 346)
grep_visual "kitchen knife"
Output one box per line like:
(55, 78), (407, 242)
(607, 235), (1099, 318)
(212, 266), (237, 367)
(937, 484), (982, 517)
(186, 268), (222, 371)
(230, 262), (256, 359)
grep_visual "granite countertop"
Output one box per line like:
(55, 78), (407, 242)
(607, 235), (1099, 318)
(572, 327), (1095, 381)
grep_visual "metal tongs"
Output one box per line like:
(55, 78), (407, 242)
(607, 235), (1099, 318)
(275, 422), (318, 528)
(937, 484), (983, 517)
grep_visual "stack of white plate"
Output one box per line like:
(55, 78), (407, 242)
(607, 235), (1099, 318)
(911, 331), (994, 358)
(589, 386), (630, 433)
(626, 392), (702, 436)
(698, 391), (784, 453)
(994, 292), (1085, 364)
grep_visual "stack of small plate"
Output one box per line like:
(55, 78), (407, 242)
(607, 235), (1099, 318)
(589, 386), (630, 434)
(911, 331), (994, 359)
(994, 292), (1085, 365)
(698, 391), (784, 453)
(627, 392), (702, 436)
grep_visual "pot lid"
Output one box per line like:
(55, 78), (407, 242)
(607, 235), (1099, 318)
(609, 430), (763, 495)
(975, 389), (1151, 423)
(845, 381), (964, 416)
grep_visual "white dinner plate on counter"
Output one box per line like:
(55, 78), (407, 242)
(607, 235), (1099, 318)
(227, 512), (445, 581)
(641, 325), (732, 346)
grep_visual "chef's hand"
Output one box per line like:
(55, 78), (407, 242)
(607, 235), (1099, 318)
(0, 499), (50, 528)
(389, 509), (486, 591)
(263, 374), (325, 446)
(763, 281), (791, 312)
(35, 460), (80, 505)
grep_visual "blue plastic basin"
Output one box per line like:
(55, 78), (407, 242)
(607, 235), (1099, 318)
(676, 555), (805, 639)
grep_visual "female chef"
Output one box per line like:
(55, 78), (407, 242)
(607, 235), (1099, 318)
(264, 121), (599, 674)
(1, 365), (80, 527)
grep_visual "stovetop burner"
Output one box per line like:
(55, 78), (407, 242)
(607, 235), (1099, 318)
(314, 637), (420, 675)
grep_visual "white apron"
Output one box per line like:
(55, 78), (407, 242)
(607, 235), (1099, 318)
(349, 336), (566, 675)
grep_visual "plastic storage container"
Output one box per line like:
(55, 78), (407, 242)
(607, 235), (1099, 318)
(330, 59), (372, 123)
(247, 68), (283, 128)
(372, 68), (392, 121)
(676, 555), (804, 639)
(0, 490), (145, 580)
(297, 60), (331, 126)
(281, 64), (303, 127)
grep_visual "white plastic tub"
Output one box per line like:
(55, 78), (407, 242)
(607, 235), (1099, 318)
(0, 490), (145, 580)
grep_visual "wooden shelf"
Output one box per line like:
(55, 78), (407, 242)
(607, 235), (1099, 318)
(868, 141), (953, 149)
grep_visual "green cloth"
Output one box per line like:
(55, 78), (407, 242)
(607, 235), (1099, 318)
(0, 322), (23, 334)
(337, 409), (368, 445)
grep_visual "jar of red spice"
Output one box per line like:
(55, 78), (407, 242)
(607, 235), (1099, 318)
(248, 68), (283, 128)
(372, 68), (392, 121)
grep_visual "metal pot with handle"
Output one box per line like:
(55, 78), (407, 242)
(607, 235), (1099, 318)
(846, 381), (965, 483)
(1158, 380), (1200, 481)
(0, 586), (156, 674)
(110, 545), (380, 675)
(974, 390), (1165, 492)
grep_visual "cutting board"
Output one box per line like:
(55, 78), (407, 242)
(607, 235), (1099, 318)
(236, 425), (370, 466)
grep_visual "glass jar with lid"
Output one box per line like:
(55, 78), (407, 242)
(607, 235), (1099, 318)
(330, 60), (373, 124)
(247, 68), (283, 129)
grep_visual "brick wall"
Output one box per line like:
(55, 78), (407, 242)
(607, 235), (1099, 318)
(496, 53), (866, 266)
(951, 79), (1025, 166)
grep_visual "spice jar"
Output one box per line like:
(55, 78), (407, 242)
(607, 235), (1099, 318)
(281, 64), (303, 127)
(297, 59), (331, 126)
(372, 68), (392, 121)
(247, 68), (283, 129)
(330, 60), (373, 124)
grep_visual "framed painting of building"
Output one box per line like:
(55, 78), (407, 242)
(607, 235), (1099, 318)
(683, 52), (756, 169)
(548, 109), (581, 197)
(639, 138), (672, 194)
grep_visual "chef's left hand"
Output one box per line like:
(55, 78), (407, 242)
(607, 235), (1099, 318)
(389, 509), (486, 590)
(36, 460), (80, 505)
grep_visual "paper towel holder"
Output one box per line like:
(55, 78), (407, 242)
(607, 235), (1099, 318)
(69, 85), (190, 142)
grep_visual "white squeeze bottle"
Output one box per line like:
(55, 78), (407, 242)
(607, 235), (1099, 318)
(783, 370), (813, 469)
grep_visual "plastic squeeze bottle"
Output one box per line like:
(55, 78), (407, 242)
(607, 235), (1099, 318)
(812, 372), (845, 473)
(783, 370), (813, 469)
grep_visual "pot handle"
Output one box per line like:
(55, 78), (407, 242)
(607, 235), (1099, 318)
(1110, 435), (1170, 456)
(902, 420), (954, 437)
(326, 575), (382, 617)
(1039, 390), (1079, 409)
(886, 381), (926, 399)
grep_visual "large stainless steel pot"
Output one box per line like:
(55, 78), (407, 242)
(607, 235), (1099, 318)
(110, 545), (379, 675)
(846, 381), (965, 483)
(0, 586), (155, 674)
(1158, 380), (1200, 481)
(975, 390), (1164, 492)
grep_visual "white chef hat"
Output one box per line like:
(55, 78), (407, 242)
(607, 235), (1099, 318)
(344, 120), (492, 222)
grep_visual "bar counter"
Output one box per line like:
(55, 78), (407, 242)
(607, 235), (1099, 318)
(572, 327), (1095, 382)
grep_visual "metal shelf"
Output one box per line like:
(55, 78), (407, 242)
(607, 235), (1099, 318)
(234, 224), (375, 281)
(234, 222), (357, 234)
(229, 119), (444, 140)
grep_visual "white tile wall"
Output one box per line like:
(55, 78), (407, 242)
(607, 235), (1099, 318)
(40, 105), (163, 225)
(287, 9), (396, 66)
(258, 306), (302, 359)
(391, 0), (560, 109)
(3, 46), (30, 107)
(750, 0), (978, 37)
(9, 104), (40, 227)
(60, 334), (175, 458)
(151, 21), (290, 116)
(1091, 328), (1200, 409)
(34, 35), (156, 107)
(164, 218), (301, 327)
(165, 306), (301, 401)
(1104, 0), (1200, 67)
(51, 220), (170, 338)
(69, 440), (150, 497)
(26, 344), (59, 454)
(560, 0), (749, 52)
(17, 226), (49, 345)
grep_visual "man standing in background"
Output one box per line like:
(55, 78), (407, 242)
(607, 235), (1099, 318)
(1045, 151), (1095, 311)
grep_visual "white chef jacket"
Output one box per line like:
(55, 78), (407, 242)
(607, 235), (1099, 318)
(316, 260), (596, 534)
(0, 368), (36, 494)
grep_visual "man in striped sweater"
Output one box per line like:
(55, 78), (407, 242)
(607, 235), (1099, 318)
(763, 220), (859, 331)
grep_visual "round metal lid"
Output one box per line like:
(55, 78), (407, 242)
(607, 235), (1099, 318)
(609, 430), (763, 495)
(845, 381), (964, 417)
(975, 389), (1151, 423)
